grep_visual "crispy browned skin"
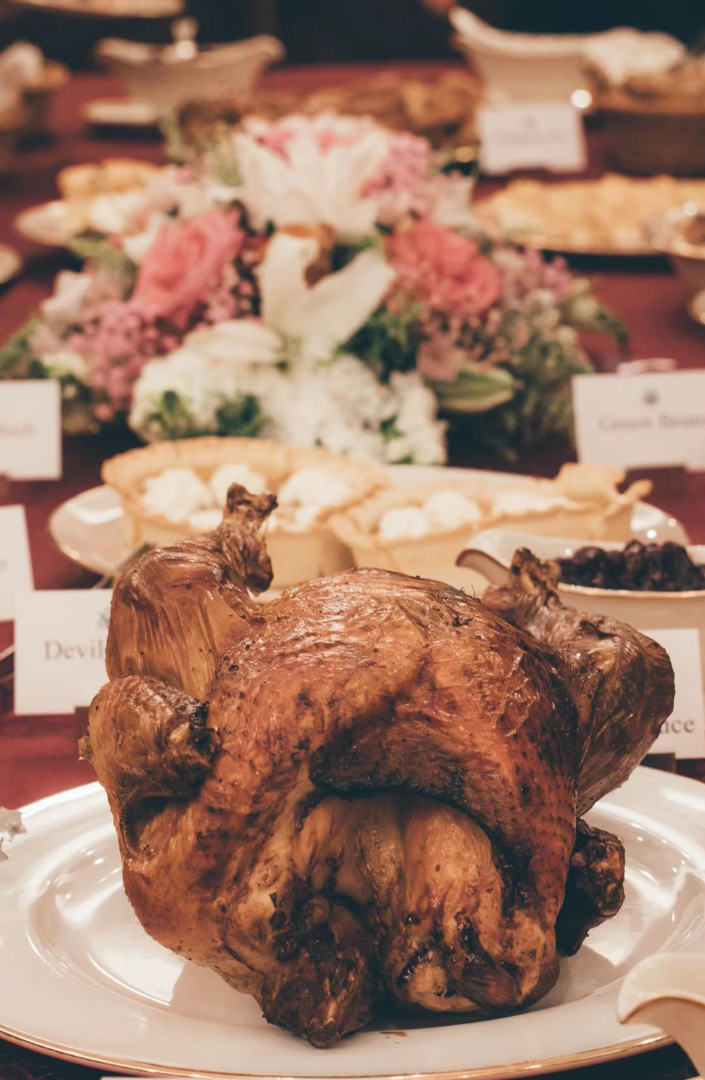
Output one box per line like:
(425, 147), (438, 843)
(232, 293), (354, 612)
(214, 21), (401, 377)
(82, 490), (674, 1047)
(480, 549), (675, 814)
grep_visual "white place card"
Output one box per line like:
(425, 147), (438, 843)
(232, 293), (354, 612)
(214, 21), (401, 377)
(646, 628), (705, 759)
(573, 370), (705, 469)
(0, 380), (62, 480)
(477, 102), (586, 175)
(0, 505), (33, 621)
(14, 590), (111, 716)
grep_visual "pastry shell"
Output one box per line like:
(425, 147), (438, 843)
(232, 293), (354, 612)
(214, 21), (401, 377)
(330, 464), (652, 591)
(57, 158), (162, 200)
(102, 437), (386, 589)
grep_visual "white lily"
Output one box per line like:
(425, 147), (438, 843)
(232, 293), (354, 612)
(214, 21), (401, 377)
(232, 114), (392, 241)
(182, 230), (396, 367)
(129, 227), (446, 463)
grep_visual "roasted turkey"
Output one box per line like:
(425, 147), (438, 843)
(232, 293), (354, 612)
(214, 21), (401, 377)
(81, 486), (674, 1046)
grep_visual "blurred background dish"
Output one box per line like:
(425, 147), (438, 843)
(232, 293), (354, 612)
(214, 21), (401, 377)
(13, 157), (165, 245)
(14, 196), (103, 246)
(688, 289), (705, 326)
(0, 243), (22, 285)
(597, 54), (705, 175)
(6, 0), (184, 17)
(649, 203), (705, 308)
(82, 94), (159, 126)
(174, 68), (483, 153)
(94, 23), (285, 113)
(449, 7), (684, 107)
(0, 41), (69, 136)
(0, 99), (26, 173)
(477, 175), (705, 255)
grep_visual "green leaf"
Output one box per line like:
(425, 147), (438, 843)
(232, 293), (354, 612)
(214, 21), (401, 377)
(345, 302), (423, 380)
(0, 318), (42, 379)
(69, 235), (137, 288)
(216, 394), (267, 438)
(144, 390), (197, 440)
(430, 365), (515, 412)
(331, 235), (385, 271)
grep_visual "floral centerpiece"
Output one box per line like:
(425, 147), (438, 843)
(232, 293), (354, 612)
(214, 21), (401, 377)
(0, 113), (624, 464)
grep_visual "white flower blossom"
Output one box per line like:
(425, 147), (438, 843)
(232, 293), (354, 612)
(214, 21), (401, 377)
(231, 114), (392, 241)
(86, 190), (151, 236)
(121, 211), (172, 264)
(40, 271), (92, 331)
(42, 348), (89, 383)
(129, 223), (446, 464)
(177, 230), (395, 367)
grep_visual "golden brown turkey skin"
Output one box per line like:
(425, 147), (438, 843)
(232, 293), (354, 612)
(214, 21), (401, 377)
(479, 549), (675, 814)
(83, 487), (674, 1047)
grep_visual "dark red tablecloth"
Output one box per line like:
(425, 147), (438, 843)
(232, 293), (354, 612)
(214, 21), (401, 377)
(0, 63), (701, 1080)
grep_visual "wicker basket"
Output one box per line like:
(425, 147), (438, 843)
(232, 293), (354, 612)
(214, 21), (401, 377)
(601, 103), (705, 176)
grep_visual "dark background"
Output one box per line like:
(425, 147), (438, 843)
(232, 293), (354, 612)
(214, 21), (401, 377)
(0, 0), (703, 67)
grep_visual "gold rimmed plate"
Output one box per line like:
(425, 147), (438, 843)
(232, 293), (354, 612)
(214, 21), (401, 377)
(3, 769), (705, 1076)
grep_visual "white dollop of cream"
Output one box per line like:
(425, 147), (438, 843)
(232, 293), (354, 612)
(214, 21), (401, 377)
(188, 508), (223, 532)
(209, 463), (268, 505)
(491, 491), (570, 518)
(142, 468), (212, 523)
(277, 467), (352, 517)
(423, 490), (483, 531)
(378, 506), (430, 542)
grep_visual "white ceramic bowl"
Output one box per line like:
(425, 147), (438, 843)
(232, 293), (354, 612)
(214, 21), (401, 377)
(649, 203), (705, 301)
(95, 33), (284, 112)
(460, 529), (705, 758)
(458, 528), (705, 633)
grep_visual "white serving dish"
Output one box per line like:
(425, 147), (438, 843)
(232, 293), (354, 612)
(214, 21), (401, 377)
(450, 8), (683, 105)
(458, 528), (705, 628)
(459, 529), (705, 714)
(48, 465), (688, 580)
(1, 769), (705, 1076)
(95, 32), (284, 112)
(649, 203), (705, 302)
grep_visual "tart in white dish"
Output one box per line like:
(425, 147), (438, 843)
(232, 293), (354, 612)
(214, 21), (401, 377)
(102, 437), (386, 589)
(331, 463), (651, 590)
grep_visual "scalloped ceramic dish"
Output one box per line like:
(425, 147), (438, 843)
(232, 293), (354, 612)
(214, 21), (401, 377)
(331, 464), (652, 591)
(102, 437), (387, 590)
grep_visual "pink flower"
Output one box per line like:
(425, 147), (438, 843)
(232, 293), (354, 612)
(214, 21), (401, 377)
(131, 210), (245, 331)
(417, 328), (468, 381)
(363, 132), (430, 198)
(387, 219), (502, 319)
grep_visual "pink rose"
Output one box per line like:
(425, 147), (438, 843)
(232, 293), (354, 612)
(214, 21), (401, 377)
(131, 210), (244, 331)
(387, 218), (502, 318)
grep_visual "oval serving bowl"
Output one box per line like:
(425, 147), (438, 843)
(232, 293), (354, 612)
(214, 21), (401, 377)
(458, 527), (705, 642)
